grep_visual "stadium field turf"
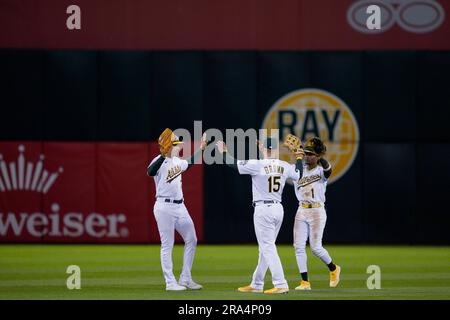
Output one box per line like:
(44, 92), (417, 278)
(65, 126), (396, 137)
(0, 245), (449, 300)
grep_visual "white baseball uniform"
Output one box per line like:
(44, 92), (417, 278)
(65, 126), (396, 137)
(237, 158), (300, 290)
(148, 155), (198, 287)
(293, 164), (333, 273)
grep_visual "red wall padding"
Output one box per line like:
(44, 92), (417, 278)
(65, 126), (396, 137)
(1, 0), (449, 50)
(0, 141), (204, 243)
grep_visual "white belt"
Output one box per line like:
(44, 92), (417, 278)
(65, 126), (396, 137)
(253, 200), (280, 207)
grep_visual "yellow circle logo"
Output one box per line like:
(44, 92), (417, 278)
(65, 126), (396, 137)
(262, 89), (359, 184)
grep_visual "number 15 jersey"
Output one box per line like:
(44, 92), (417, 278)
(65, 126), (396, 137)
(237, 159), (300, 203)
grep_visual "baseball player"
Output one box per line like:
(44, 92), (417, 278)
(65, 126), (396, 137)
(216, 138), (303, 294)
(293, 137), (341, 290)
(147, 129), (207, 291)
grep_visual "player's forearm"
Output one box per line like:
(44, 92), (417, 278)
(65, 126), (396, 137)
(296, 158), (303, 179)
(319, 158), (332, 178)
(223, 152), (238, 170)
(319, 158), (331, 170)
(147, 156), (165, 176)
(186, 138), (212, 169)
(186, 148), (203, 169)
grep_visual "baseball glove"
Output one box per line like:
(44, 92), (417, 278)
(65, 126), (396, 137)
(283, 134), (304, 159)
(158, 128), (174, 156)
(304, 137), (326, 156)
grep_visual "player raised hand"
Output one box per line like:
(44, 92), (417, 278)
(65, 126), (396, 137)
(200, 133), (208, 151)
(216, 140), (228, 154)
(283, 134), (305, 160)
(256, 140), (264, 153)
(294, 148), (305, 160)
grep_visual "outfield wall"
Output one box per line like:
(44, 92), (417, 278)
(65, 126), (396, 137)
(1, 0), (450, 244)
(0, 51), (449, 244)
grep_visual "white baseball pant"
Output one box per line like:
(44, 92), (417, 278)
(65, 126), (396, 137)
(250, 202), (288, 290)
(293, 206), (332, 273)
(153, 201), (197, 286)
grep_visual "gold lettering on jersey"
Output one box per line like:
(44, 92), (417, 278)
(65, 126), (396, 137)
(297, 174), (321, 188)
(166, 165), (182, 183)
(263, 165), (285, 175)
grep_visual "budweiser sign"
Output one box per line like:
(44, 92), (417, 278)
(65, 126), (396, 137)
(0, 204), (127, 238)
(0, 142), (203, 243)
(0, 144), (129, 240)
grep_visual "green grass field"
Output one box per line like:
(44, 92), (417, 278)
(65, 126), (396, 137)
(0, 245), (449, 300)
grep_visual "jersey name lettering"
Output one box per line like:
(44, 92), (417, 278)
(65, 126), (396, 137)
(263, 165), (285, 175)
(298, 174), (321, 188)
